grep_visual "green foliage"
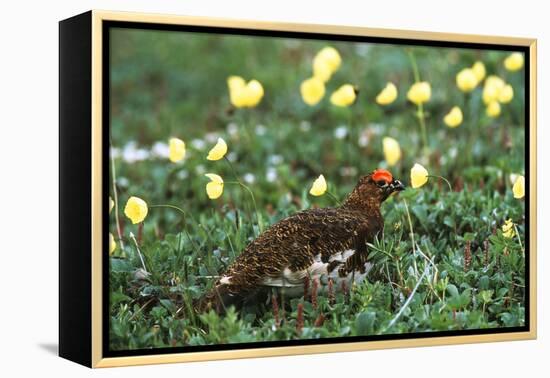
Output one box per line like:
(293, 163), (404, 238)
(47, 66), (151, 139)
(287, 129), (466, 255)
(108, 29), (525, 350)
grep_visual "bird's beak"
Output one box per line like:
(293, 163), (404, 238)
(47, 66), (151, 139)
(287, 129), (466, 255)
(389, 179), (405, 193)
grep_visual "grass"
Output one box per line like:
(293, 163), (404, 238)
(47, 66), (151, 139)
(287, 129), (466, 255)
(107, 28), (526, 350)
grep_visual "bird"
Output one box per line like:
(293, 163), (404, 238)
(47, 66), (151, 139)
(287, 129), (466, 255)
(198, 168), (405, 313)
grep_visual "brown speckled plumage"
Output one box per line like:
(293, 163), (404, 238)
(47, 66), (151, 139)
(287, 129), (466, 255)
(198, 169), (404, 312)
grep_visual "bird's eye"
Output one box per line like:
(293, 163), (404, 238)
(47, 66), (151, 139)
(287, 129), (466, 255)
(376, 180), (388, 187)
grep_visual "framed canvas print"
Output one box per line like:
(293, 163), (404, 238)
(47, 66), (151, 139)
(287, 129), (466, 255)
(59, 10), (537, 368)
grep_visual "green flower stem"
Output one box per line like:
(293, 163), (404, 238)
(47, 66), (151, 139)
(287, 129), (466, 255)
(224, 157), (263, 233)
(150, 203), (187, 215)
(238, 109), (253, 146)
(220, 156), (239, 223)
(402, 198), (420, 279)
(127, 297), (155, 322)
(326, 191), (342, 206)
(406, 50), (429, 152)
(427, 174), (453, 191)
(224, 156), (239, 180)
(513, 223), (524, 254)
(129, 231), (148, 273)
(226, 180), (263, 234)
(151, 204), (220, 277)
(346, 107), (354, 170)
(149, 204), (204, 250)
(417, 105), (429, 152)
(222, 228), (237, 259)
(463, 92), (475, 166)
(382, 266), (429, 334)
(110, 141), (125, 251)
(407, 49), (421, 83)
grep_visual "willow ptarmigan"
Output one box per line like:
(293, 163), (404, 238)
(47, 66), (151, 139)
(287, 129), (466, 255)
(199, 169), (405, 312)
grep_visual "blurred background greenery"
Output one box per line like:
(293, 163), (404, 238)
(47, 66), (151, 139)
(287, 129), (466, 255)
(110, 28), (525, 212)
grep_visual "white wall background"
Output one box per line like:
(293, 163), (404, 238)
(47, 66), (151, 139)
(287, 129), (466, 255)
(0, 0), (546, 376)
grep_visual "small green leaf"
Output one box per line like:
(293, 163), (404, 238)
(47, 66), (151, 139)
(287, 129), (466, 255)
(355, 311), (376, 335)
(447, 284), (459, 298)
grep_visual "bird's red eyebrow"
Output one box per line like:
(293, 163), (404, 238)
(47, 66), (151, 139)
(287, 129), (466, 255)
(372, 169), (393, 183)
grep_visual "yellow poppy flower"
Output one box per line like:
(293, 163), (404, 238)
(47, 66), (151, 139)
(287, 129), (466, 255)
(227, 75), (246, 92)
(309, 174), (327, 196)
(482, 75), (505, 104)
(245, 80), (264, 106)
(376, 82), (398, 105)
(498, 84), (514, 104)
(486, 101), (501, 118)
(330, 84), (357, 107)
(109, 233), (116, 255)
(124, 196), (148, 224)
(502, 219), (515, 238)
(443, 106), (463, 128)
(168, 137), (186, 163)
(410, 163), (429, 189)
(513, 175), (525, 199)
(300, 77), (325, 105)
(382, 137), (402, 166)
(411, 163), (428, 189)
(314, 47), (342, 73)
(504, 52), (524, 71)
(109, 197), (114, 214)
(407, 82), (431, 105)
(227, 76), (264, 108)
(313, 58), (333, 83)
(207, 138), (228, 161)
(471, 61), (486, 82)
(456, 68), (478, 92)
(228, 76), (247, 108)
(312, 47), (341, 83)
(205, 173), (224, 199)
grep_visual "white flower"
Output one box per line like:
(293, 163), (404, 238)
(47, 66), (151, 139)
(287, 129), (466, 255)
(368, 123), (385, 135)
(300, 121), (311, 132)
(334, 126), (348, 139)
(243, 173), (256, 184)
(110, 147), (121, 159)
(255, 124), (267, 136)
(268, 154), (284, 165)
(226, 152), (238, 162)
(355, 44), (371, 57)
(226, 122), (239, 136)
(283, 39), (300, 48)
(150, 141), (170, 159)
(122, 141), (149, 163)
(448, 147), (458, 159)
(266, 167), (278, 183)
(117, 177), (129, 188)
(205, 132), (219, 143)
(191, 139), (206, 151)
(177, 170), (189, 180)
(358, 131), (370, 147)
(195, 164), (206, 174)
(339, 166), (358, 177)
